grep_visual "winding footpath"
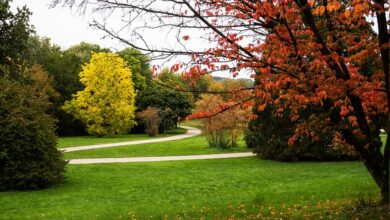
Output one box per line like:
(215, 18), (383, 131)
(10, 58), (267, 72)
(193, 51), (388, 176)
(68, 153), (255, 164)
(62, 126), (201, 153)
(61, 126), (255, 164)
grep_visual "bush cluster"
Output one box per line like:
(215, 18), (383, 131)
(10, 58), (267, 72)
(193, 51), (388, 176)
(196, 94), (251, 149)
(137, 107), (161, 136)
(245, 103), (358, 161)
(0, 77), (67, 190)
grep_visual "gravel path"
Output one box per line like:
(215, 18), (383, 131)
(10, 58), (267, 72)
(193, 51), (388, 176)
(61, 126), (201, 152)
(68, 152), (255, 164)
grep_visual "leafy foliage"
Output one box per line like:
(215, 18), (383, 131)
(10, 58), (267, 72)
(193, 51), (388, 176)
(137, 69), (194, 129)
(180, 74), (214, 101)
(28, 64), (60, 102)
(137, 107), (161, 136)
(27, 40), (152, 136)
(195, 94), (251, 149)
(0, 75), (66, 190)
(65, 41), (110, 65)
(28, 36), (83, 103)
(27, 37), (86, 135)
(245, 75), (358, 161)
(63, 52), (136, 136)
(53, 0), (389, 202)
(117, 47), (153, 92)
(0, 0), (33, 79)
(0, 0), (66, 191)
(245, 102), (358, 161)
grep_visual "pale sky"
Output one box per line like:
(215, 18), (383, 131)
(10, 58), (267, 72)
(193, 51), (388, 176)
(9, 0), (253, 79)
(12, 1), (381, 81)
(10, 1), (213, 70)
(12, 0), (125, 50)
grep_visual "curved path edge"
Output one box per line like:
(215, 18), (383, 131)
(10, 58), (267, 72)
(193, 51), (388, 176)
(61, 126), (201, 153)
(68, 152), (255, 164)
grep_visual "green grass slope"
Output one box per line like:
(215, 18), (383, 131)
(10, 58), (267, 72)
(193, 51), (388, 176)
(0, 157), (383, 219)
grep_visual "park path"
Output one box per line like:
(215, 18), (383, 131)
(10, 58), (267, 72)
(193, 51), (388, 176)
(68, 152), (255, 164)
(61, 125), (201, 152)
(63, 125), (256, 164)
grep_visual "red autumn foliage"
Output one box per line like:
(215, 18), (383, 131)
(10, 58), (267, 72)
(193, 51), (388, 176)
(182, 35), (190, 41)
(180, 0), (389, 203)
(58, 0), (389, 203)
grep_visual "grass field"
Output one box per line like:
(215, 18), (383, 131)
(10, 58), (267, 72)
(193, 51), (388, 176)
(2, 125), (388, 219)
(180, 119), (202, 129)
(58, 128), (187, 148)
(0, 157), (384, 219)
(380, 134), (387, 153)
(63, 135), (250, 159)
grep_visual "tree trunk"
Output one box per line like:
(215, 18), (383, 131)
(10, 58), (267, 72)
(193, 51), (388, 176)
(364, 152), (389, 204)
(341, 129), (389, 203)
(380, 134), (390, 203)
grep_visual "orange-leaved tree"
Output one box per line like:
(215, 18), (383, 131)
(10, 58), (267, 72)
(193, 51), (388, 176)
(195, 93), (251, 149)
(137, 107), (161, 136)
(55, 0), (389, 203)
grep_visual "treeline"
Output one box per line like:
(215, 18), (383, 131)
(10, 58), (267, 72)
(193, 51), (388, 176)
(0, 1), (66, 190)
(27, 38), (155, 136)
(18, 36), (199, 136)
(0, 1), (196, 190)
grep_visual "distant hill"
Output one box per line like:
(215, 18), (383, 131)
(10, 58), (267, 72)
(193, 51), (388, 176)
(212, 76), (254, 85)
(212, 76), (226, 82)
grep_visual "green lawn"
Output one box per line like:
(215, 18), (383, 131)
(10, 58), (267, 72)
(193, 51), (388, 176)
(181, 119), (202, 129)
(380, 134), (387, 154)
(58, 128), (187, 148)
(2, 127), (388, 219)
(0, 157), (383, 219)
(64, 135), (250, 159)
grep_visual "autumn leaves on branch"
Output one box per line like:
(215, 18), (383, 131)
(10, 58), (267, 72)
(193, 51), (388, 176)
(53, 0), (389, 202)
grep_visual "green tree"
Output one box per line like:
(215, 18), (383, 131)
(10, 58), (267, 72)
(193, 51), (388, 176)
(28, 36), (83, 102)
(27, 38), (113, 135)
(180, 74), (213, 101)
(117, 47), (153, 92)
(27, 37), (87, 135)
(135, 68), (194, 130)
(66, 41), (110, 65)
(137, 84), (194, 128)
(0, 0), (66, 190)
(0, 0), (33, 79)
(0, 70), (67, 191)
(157, 68), (182, 85)
(245, 101), (358, 161)
(63, 52), (136, 136)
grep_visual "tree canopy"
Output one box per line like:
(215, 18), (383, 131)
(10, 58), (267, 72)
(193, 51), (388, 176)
(137, 83), (194, 128)
(0, 0), (33, 79)
(63, 52), (137, 136)
(54, 0), (389, 203)
(0, 0), (66, 190)
(117, 47), (153, 92)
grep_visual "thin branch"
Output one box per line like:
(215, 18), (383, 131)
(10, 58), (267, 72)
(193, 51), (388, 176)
(191, 95), (255, 119)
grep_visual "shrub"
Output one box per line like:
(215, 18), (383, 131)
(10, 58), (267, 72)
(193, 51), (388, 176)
(0, 76), (67, 190)
(245, 102), (358, 161)
(195, 94), (251, 149)
(136, 83), (194, 129)
(137, 107), (161, 136)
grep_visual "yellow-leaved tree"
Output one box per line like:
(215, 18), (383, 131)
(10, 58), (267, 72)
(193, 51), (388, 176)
(63, 52), (136, 136)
